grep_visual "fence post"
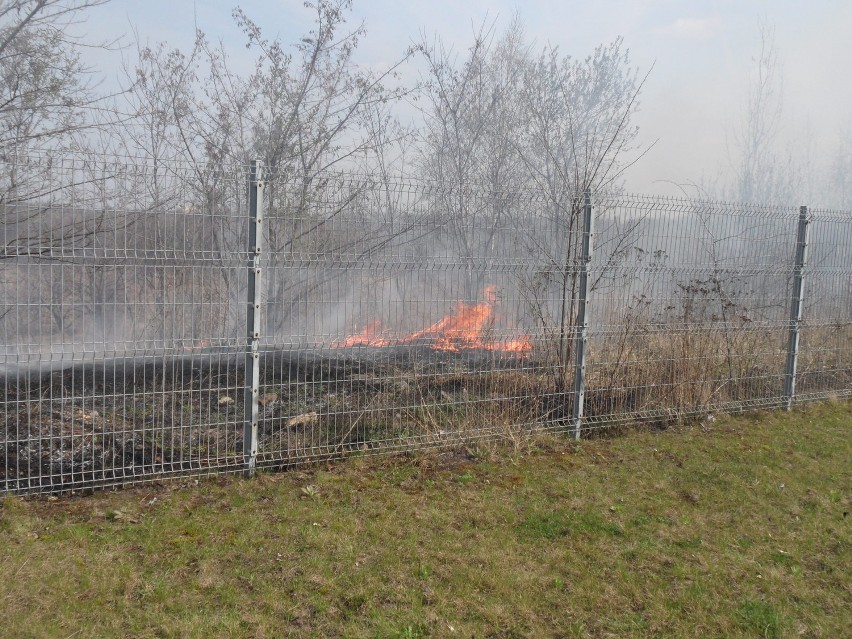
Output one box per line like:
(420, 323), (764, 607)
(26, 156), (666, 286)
(784, 205), (810, 411)
(572, 189), (594, 440)
(244, 160), (264, 475)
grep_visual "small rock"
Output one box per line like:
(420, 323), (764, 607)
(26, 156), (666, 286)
(218, 396), (235, 406)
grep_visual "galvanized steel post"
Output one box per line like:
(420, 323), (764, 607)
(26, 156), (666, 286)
(784, 205), (810, 411)
(244, 160), (264, 475)
(572, 189), (594, 440)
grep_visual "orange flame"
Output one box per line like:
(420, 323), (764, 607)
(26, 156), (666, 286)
(183, 339), (210, 351)
(332, 319), (394, 348)
(333, 285), (532, 355)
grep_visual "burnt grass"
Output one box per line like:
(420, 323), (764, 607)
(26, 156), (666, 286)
(1, 346), (549, 493)
(6, 342), (845, 494)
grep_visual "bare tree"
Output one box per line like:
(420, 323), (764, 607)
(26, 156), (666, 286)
(415, 17), (532, 300)
(523, 39), (648, 384)
(114, 0), (415, 338)
(0, 0), (117, 308)
(725, 21), (811, 206)
(827, 128), (852, 210)
(1, 0), (116, 258)
(0, 0), (112, 151)
(415, 18), (651, 402)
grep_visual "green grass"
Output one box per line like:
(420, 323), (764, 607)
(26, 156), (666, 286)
(1, 402), (850, 638)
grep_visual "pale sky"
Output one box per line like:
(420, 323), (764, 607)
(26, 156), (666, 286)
(79, 0), (852, 197)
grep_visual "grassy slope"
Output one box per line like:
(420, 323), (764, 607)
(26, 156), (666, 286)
(1, 402), (850, 638)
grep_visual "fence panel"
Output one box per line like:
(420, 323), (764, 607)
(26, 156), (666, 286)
(584, 195), (801, 428)
(254, 173), (583, 466)
(1, 152), (251, 492)
(797, 209), (852, 401)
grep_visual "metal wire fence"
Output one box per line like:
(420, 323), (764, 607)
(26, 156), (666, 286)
(2, 152), (850, 493)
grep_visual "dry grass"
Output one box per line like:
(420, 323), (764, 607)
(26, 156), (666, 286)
(585, 324), (852, 421)
(1, 401), (849, 638)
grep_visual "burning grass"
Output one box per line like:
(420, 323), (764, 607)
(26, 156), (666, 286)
(332, 285), (533, 354)
(1, 401), (849, 637)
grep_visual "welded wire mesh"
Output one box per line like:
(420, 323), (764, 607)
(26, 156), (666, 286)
(1, 151), (251, 492)
(583, 195), (803, 427)
(798, 209), (852, 401)
(1, 151), (849, 494)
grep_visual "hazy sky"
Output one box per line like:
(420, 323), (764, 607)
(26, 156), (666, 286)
(80, 0), (852, 197)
